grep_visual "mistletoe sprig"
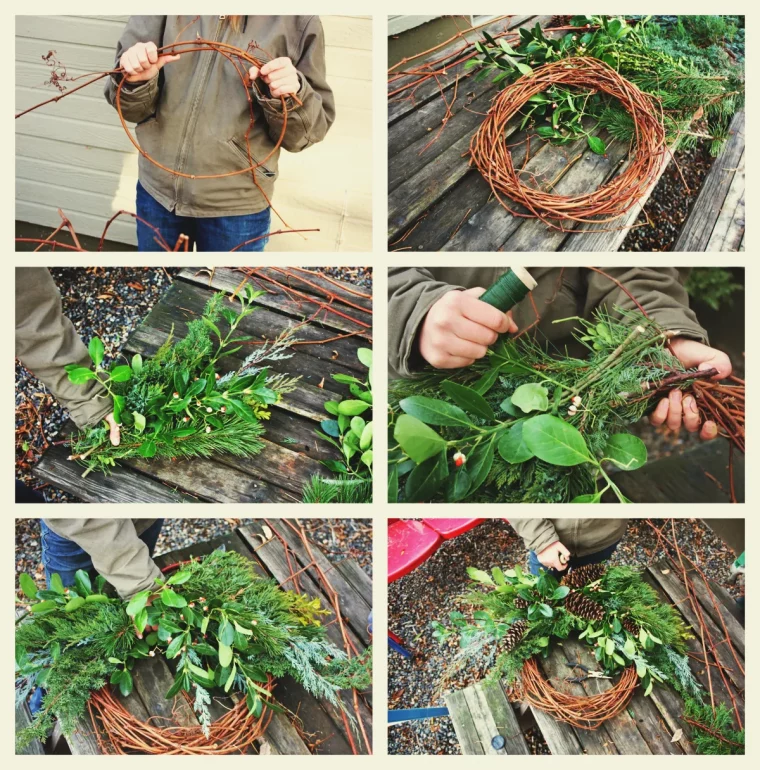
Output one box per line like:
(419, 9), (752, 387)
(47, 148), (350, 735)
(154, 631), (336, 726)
(389, 310), (692, 504)
(65, 286), (300, 476)
(15, 550), (371, 750)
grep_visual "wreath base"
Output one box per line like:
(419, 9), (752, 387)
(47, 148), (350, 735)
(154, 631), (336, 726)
(86, 678), (275, 755)
(520, 657), (637, 730)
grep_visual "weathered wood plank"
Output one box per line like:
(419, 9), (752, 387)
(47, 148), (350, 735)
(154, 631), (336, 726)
(608, 441), (744, 504)
(33, 439), (198, 504)
(462, 683), (510, 755)
(258, 712), (311, 755)
(64, 716), (103, 755)
(334, 558), (373, 607)
(529, 702), (584, 755)
(686, 568), (745, 658)
(480, 680), (529, 754)
(131, 654), (199, 727)
(673, 111), (745, 252)
(16, 703), (45, 755)
(706, 149), (744, 252)
(445, 688), (484, 754)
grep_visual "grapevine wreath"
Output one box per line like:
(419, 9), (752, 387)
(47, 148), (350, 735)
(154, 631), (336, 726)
(432, 561), (744, 754)
(15, 549), (371, 754)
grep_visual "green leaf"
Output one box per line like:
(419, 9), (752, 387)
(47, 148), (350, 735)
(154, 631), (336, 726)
(440, 381), (494, 421)
(202, 317), (223, 340)
(109, 365), (132, 383)
(499, 396), (520, 417)
(636, 662), (647, 678)
(323, 400), (339, 416)
(88, 337), (105, 367)
(66, 366), (97, 385)
(337, 399), (371, 416)
(360, 421), (373, 451)
(350, 416), (366, 437)
(219, 618), (235, 647)
(134, 607), (148, 635)
(50, 573), (65, 595)
(497, 421), (534, 464)
(472, 368), (501, 396)
(160, 588), (187, 608)
(623, 637), (636, 657)
(552, 586), (570, 600)
(539, 603), (553, 618)
(522, 414), (592, 467)
(225, 664), (237, 693)
(466, 435), (496, 496)
(394, 414), (447, 464)
(30, 600), (58, 614)
(644, 679), (653, 696)
(357, 347), (372, 370)
(605, 637), (615, 656)
(165, 672), (186, 699)
(165, 635), (184, 659)
(516, 62), (534, 76)
(137, 439), (157, 458)
(332, 373), (361, 384)
(445, 467), (470, 502)
(399, 395), (473, 427)
(405, 450), (449, 502)
(571, 492), (603, 503)
(19, 573), (38, 600)
(361, 449), (373, 468)
(64, 596), (86, 612)
(587, 135), (606, 155)
(126, 590), (151, 617)
(166, 570), (192, 586)
(492, 567), (506, 586)
(388, 464), (399, 503)
(131, 353), (143, 375)
(74, 570), (92, 597)
(603, 434), (647, 471)
(467, 567), (494, 585)
(511, 383), (549, 413)
(218, 641), (233, 668)
(132, 412), (146, 434)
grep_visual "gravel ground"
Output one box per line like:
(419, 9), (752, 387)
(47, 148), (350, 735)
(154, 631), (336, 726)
(388, 518), (744, 755)
(15, 517), (372, 586)
(15, 267), (372, 503)
(621, 140), (714, 251)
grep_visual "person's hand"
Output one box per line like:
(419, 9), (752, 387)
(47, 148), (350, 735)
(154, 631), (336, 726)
(649, 338), (732, 440)
(105, 413), (121, 447)
(120, 41), (180, 83)
(248, 57), (301, 97)
(418, 288), (518, 369)
(536, 541), (571, 572)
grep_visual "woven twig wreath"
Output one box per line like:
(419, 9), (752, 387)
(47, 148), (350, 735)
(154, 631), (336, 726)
(520, 657), (638, 730)
(86, 677), (275, 755)
(469, 56), (666, 230)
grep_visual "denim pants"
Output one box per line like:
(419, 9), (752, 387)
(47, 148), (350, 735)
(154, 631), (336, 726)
(136, 182), (271, 252)
(40, 519), (164, 589)
(528, 541), (620, 578)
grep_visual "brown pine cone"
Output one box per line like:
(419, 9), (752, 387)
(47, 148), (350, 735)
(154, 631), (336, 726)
(562, 563), (607, 589)
(513, 596), (529, 610)
(565, 591), (605, 622)
(498, 619), (529, 654)
(622, 617), (641, 637)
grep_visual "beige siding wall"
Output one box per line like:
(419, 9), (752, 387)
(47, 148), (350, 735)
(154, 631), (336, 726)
(15, 15), (372, 251)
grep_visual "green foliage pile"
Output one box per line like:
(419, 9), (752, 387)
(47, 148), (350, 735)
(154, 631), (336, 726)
(684, 267), (743, 311)
(389, 310), (690, 504)
(433, 561), (743, 754)
(305, 347), (373, 503)
(66, 286), (300, 476)
(471, 15), (744, 157)
(15, 550), (371, 751)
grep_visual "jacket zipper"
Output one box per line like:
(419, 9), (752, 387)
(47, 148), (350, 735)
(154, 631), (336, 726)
(173, 16), (226, 207)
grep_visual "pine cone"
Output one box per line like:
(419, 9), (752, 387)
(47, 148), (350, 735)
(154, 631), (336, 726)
(622, 617), (641, 637)
(565, 591), (605, 622)
(497, 619), (528, 654)
(562, 563), (607, 589)
(513, 596), (529, 610)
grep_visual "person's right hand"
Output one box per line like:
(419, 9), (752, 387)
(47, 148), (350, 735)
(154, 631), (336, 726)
(105, 413), (121, 447)
(536, 541), (571, 571)
(418, 288), (518, 369)
(120, 41), (180, 83)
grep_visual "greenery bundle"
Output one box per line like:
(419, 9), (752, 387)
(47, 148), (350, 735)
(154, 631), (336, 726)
(303, 347), (374, 503)
(15, 550), (371, 751)
(66, 285), (300, 476)
(432, 561), (743, 754)
(389, 310), (693, 504)
(470, 15), (744, 157)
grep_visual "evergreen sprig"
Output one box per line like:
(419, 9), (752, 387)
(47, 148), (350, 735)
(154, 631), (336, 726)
(15, 550), (371, 751)
(66, 285), (300, 476)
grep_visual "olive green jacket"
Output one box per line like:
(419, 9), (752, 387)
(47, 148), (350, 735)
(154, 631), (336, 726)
(16, 268), (112, 428)
(511, 518), (628, 557)
(388, 267), (707, 378)
(44, 519), (161, 599)
(104, 15), (335, 216)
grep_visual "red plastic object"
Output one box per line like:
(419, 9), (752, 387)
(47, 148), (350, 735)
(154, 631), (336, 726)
(422, 518), (485, 539)
(388, 520), (442, 582)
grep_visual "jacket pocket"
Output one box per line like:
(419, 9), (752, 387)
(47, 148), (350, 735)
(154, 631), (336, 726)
(227, 138), (275, 178)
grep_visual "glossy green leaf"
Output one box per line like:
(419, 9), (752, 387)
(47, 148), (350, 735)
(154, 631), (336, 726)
(165, 635), (184, 659)
(405, 451), (449, 502)
(466, 436), (496, 496)
(50, 573), (65, 595)
(160, 588), (187, 608)
(336, 399), (370, 416)
(522, 415), (592, 467)
(64, 597), (86, 612)
(399, 395), (472, 427)
(603, 434), (647, 471)
(19, 573), (38, 600)
(511, 383), (549, 413)
(587, 135), (606, 155)
(441, 381), (494, 421)
(88, 337), (105, 367)
(394, 414), (447, 464)
(126, 590), (151, 618)
(109, 365), (132, 383)
(497, 421), (534, 464)
(218, 641), (233, 668)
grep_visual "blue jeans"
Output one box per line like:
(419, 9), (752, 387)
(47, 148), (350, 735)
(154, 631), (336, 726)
(40, 519), (164, 589)
(136, 181), (271, 252)
(528, 541), (620, 578)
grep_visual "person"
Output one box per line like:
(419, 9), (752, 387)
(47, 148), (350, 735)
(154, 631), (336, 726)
(388, 267), (732, 439)
(104, 15), (335, 251)
(510, 518), (628, 577)
(15, 268), (120, 502)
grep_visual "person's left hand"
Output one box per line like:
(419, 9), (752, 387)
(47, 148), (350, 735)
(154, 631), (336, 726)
(248, 57), (301, 97)
(649, 338), (732, 440)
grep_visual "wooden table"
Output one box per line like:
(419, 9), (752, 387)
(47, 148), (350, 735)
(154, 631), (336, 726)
(446, 558), (743, 754)
(388, 15), (729, 252)
(17, 523), (373, 755)
(34, 268), (372, 503)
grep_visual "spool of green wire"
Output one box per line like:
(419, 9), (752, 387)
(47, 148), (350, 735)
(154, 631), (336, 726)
(479, 267), (537, 313)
